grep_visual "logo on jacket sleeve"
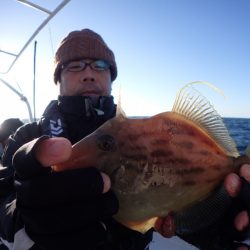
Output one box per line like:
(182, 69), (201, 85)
(50, 119), (63, 137)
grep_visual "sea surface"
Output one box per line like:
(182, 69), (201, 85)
(150, 117), (250, 250)
(223, 117), (250, 154)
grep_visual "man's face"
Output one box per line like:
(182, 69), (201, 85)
(59, 59), (112, 96)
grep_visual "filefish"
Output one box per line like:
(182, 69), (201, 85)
(54, 82), (250, 235)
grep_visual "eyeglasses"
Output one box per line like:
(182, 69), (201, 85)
(62, 59), (110, 72)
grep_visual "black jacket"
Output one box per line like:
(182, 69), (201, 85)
(0, 96), (153, 250)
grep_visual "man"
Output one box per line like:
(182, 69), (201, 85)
(0, 28), (249, 250)
(0, 28), (153, 250)
(0, 118), (24, 146)
(0, 118), (23, 161)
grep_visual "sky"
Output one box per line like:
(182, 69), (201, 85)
(0, 1), (249, 248)
(0, 0), (250, 125)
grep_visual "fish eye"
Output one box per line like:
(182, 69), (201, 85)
(97, 134), (116, 152)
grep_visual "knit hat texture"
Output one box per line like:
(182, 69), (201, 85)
(54, 29), (117, 84)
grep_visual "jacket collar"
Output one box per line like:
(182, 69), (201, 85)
(57, 95), (116, 119)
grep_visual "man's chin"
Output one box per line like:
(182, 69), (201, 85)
(81, 93), (100, 97)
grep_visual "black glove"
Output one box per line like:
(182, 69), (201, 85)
(177, 180), (250, 250)
(12, 138), (119, 246)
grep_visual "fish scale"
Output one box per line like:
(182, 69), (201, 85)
(54, 82), (250, 235)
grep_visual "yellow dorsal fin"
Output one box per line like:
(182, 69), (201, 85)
(172, 81), (239, 157)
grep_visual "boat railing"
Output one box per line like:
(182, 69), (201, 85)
(0, 0), (70, 122)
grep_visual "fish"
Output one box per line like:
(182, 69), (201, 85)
(53, 82), (250, 235)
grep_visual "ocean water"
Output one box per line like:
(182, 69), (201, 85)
(223, 117), (250, 154)
(150, 117), (250, 250)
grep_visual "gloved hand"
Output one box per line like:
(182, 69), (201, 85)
(155, 165), (250, 250)
(176, 179), (250, 250)
(13, 136), (119, 235)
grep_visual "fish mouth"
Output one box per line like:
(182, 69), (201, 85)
(53, 136), (99, 171)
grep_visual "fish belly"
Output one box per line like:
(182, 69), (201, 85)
(109, 113), (234, 232)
